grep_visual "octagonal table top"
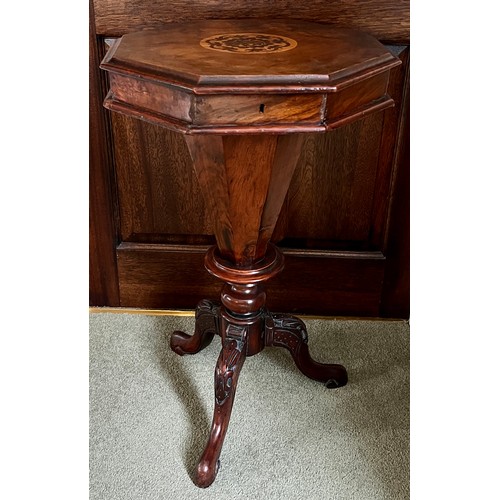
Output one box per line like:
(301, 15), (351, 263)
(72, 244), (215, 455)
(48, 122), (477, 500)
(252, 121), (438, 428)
(101, 19), (401, 134)
(102, 19), (399, 90)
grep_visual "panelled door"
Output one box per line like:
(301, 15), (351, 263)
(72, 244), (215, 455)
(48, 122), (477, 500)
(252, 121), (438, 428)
(90, 0), (409, 318)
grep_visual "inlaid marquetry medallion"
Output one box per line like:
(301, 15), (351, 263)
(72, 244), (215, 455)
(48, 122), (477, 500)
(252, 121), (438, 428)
(200, 33), (298, 53)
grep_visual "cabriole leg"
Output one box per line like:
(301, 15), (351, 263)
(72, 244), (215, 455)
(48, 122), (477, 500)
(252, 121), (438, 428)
(170, 299), (220, 356)
(195, 329), (247, 488)
(267, 313), (348, 388)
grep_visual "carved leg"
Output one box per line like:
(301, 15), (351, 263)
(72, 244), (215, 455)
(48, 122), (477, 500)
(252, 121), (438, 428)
(170, 299), (220, 356)
(266, 313), (348, 388)
(195, 331), (246, 488)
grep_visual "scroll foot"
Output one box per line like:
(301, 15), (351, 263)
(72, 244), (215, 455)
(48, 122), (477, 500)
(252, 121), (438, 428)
(267, 313), (347, 388)
(170, 299), (219, 356)
(194, 330), (247, 487)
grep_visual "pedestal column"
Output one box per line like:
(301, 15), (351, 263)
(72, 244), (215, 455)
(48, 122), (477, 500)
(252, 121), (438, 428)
(170, 134), (348, 487)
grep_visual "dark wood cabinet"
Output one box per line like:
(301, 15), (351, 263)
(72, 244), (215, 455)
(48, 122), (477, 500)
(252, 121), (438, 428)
(90, 0), (409, 318)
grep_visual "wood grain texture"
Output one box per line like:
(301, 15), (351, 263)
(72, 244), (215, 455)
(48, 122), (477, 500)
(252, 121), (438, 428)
(111, 114), (211, 241)
(116, 243), (385, 316)
(116, 244), (220, 308)
(89, 0), (120, 305)
(185, 135), (304, 267)
(284, 114), (383, 245)
(101, 21), (400, 134)
(184, 135), (233, 256)
(326, 73), (389, 120)
(259, 135), (305, 255)
(380, 50), (410, 318)
(109, 61), (401, 248)
(222, 135), (276, 265)
(370, 46), (409, 248)
(101, 21), (397, 88)
(193, 94), (324, 127)
(93, 0), (409, 44)
(91, 10), (410, 317)
(109, 73), (192, 123)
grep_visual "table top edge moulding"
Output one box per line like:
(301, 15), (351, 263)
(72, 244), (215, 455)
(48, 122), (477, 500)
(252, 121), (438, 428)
(101, 19), (401, 135)
(100, 18), (401, 488)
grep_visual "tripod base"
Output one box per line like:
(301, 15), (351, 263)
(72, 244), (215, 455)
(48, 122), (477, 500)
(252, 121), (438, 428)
(170, 297), (347, 488)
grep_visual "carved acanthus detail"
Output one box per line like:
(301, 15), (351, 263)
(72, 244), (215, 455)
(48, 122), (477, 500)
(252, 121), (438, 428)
(215, 324), (247, 405)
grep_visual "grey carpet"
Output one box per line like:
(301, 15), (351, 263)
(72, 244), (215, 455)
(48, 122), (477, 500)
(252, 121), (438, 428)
(89, 312), (409, 500)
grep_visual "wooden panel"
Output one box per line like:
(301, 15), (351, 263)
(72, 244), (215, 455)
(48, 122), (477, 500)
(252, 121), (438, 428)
(194, 94), (324, 127)
(380, 50), (410, 317)
(326, 72), (389, 120)
(111, 114), (212, 241)
(89, 0), (120, 305)
(117, 244), (220, 308)
(281, 47), (408, 250)
(117, 243), (385, 316)
(107, 47), (408, 252)
(110, 111), (386, 247)
(90, 5), (410, 317)
(93, 0), (409, 44)
(283, 113), (384, 245)
(269, 250), (385, 316)
(371, 46), (409, 248)
(109, 73), (193, 123)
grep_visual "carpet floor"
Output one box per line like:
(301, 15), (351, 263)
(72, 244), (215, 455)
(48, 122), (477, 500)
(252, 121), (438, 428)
(89, 312), (409, 500)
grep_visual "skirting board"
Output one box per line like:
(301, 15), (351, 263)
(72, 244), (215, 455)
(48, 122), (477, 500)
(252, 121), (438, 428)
(89, 307), (406, 322)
